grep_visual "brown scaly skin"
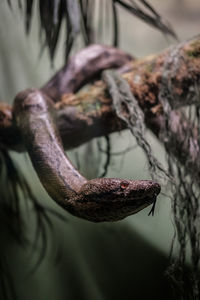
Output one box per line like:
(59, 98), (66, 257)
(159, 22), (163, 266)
(13, 89), (160, 222)
(68, 178), (160, 222)
(41, 44), (133, 101)
(0, 44), (133, 152)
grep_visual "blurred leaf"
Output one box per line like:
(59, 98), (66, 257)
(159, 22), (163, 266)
(7, 0), (176, 61)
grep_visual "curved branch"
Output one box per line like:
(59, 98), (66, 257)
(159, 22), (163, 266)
(0, 36), (200, 180)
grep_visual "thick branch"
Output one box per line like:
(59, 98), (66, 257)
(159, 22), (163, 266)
(0, 36), (200, 178)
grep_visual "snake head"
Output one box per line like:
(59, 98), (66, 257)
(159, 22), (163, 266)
(70, 178), (161, 222)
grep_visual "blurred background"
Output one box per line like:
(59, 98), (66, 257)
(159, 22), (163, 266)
(0, 1), (200, 299)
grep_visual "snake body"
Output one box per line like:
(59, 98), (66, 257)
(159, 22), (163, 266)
(13, 89), (160, 222)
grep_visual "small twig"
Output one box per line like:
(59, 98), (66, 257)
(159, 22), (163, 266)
(99, 135), (111, 177)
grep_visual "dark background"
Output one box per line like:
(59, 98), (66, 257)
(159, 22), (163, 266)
(0, 1), (200, 299)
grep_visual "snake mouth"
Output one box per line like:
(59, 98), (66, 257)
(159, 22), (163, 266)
(72, 180), (161, 222)
(107, 194), (158, 221)
(70, 192), (159, 222)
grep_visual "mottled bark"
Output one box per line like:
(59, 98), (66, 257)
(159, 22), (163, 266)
(0, 36), (200, 178)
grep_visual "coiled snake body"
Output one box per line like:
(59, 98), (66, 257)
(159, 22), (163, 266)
(13, 46), (160, 222)
(13, 89), (160, 222)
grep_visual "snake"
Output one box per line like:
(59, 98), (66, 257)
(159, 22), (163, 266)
(13, 45), (161, 223)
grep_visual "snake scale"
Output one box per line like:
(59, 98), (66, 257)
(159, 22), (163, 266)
(13, 45), (161, 222)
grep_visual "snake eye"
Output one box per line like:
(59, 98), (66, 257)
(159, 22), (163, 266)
(120, 181), (129, 189)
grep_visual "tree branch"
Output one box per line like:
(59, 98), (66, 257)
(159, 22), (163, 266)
(0, 36), (200, 179)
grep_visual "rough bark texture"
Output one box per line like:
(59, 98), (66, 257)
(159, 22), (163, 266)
(0, 36), (200, 179)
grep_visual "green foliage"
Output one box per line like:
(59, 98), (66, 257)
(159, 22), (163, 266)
(7, 0), (176, 62)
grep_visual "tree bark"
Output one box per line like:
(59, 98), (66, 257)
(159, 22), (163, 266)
(0, 36), (200, 178)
